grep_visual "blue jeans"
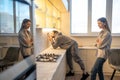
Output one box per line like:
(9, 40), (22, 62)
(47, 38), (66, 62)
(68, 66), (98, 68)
(91, 57), (106, 80)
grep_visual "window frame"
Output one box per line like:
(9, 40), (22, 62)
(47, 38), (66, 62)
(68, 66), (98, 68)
(70, 0), (120, 36)
(0, 0), (31, 36)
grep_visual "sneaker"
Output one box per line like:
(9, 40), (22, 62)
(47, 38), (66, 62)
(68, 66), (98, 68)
(66, 71), (75, 77)
(81, 72), (89, 80)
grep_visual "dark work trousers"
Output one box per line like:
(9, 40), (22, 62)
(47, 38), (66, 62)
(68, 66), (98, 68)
(66, 42), (85, 71)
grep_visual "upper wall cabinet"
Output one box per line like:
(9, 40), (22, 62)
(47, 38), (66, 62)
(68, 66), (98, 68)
(35, 0), (46, 28)
(46, 0), (53, 16)
(35, 9), (46, 28)
(53, 6), (59, 18)
(34, 0), (67, 29)
(34, 0), (46, 12)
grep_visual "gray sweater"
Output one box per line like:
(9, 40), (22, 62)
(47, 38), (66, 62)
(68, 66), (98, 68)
(51, 33), (75, 49)
(18, 29), (33, 56)
(18, 29), (33, 48)
(96, 29), (112, 59)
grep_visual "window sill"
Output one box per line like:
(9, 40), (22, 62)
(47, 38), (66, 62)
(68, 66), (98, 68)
(70, 33), (120, 37)
(0, 33), (18, 37)
(70, 33), (98, 37)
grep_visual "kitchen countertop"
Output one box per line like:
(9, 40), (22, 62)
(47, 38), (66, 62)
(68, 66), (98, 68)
(36, 46), (66, 80)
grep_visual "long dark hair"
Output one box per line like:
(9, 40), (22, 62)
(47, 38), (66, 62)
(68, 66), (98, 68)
(97, 17), (111, 33)
(19, 19), (31, 31)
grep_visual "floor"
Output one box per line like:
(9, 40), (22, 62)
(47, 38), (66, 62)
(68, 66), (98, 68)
(65, 73), (120, 80)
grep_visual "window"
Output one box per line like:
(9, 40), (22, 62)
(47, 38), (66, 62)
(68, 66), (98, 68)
(16, 1), (30, 33)
(112, 0), (120, 33)
(71, 0), (88, 33)
(92, 0), (106, 32)
(62, 0), (68, 11)
(0, 0), (30, 34)
(71, 0), (120, 36)
(0, 0), (14, 33)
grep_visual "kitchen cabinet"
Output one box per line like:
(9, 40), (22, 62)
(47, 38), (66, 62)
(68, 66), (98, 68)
(56, 19), (61, 29)
(53, 6), (58, 18)
(35, 9), (46, 28)
(34, 0), (63, 29)
(46, 15), (53, 28)
(52, 8), (61, 29)
(35, 0), (46, 28)
(46, 0), (53, 16)
(34, 0), (46, 12)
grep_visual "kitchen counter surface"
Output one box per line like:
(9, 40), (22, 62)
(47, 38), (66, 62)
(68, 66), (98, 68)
(36, 46), (66, 80)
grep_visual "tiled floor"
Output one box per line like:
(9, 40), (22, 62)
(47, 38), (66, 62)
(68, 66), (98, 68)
(65, 73), (120, 80)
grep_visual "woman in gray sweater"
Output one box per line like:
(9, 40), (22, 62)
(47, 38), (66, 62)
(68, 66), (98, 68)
(91, 17), (112, 80)
(18, 19), (33, 59)
(48, 30), (89, 80)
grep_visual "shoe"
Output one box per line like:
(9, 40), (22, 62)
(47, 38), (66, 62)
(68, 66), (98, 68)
(81, 72), (89, 80)
(66, 71), (75, 77)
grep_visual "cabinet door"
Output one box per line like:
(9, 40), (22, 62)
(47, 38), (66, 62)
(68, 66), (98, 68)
(46, 16), (53, 28)
(46, 0), (53, 16)
(35, 0), (46, 12)
(86, 49), (97, 72)
(35, 9), (46, 28)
